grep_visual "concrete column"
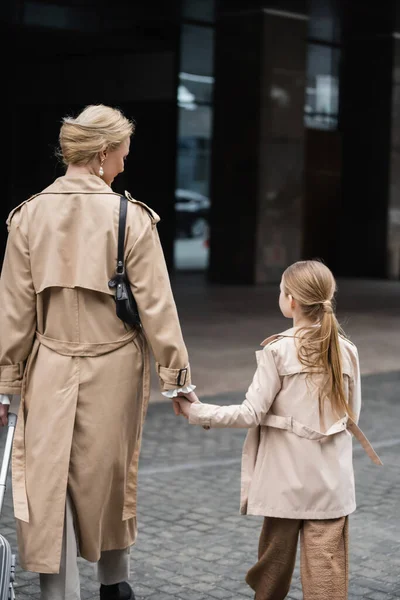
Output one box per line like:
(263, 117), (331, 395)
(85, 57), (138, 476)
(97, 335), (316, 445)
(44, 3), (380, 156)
(336, 1), (395, 278)
(208, 5), (307, 284)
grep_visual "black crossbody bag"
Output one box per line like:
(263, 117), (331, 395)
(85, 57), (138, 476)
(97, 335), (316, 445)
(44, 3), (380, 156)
(108, 195), (141, 327)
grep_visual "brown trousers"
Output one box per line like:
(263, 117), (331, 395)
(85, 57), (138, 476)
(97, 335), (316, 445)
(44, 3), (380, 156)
(246, 516), (348, 600)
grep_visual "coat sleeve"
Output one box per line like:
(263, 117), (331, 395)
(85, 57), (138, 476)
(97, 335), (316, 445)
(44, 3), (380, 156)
(348, 346), (362, 424)
(0, 207), (37, 395)
(125, 213), (191, 392)
(189, 347), (281, 428)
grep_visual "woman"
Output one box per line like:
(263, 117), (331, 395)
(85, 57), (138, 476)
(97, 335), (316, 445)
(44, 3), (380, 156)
(0, 104), (196, 600)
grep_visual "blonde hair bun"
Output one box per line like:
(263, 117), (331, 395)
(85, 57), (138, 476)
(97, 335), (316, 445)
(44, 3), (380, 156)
(58, 104), (135, 166)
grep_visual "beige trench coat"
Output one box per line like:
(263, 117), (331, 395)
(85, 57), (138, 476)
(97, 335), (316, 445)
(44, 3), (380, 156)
(0, 175), (191, 573)
(190, 328), (381, 520)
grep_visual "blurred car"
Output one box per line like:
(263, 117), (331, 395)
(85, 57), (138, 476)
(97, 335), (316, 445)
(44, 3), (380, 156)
(175, 189), (210, 239)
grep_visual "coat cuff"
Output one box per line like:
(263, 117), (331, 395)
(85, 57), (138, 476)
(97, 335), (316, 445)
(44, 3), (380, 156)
(156, 363), (191, 392)
(189, 403), (212, 428)
(0, 363), (24, 395)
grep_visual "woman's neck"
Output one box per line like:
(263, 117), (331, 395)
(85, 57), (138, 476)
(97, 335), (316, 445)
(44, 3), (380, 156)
(65, 164), (98, 178)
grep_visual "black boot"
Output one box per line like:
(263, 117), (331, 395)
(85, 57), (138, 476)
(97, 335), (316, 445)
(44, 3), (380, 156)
(100, 581), (135, 600)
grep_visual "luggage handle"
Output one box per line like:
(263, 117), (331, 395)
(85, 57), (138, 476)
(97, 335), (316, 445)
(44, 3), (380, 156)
(0, 413), (17, 515)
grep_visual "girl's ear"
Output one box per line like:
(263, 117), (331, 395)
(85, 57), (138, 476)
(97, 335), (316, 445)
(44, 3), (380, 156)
(288, 294), (295, 310)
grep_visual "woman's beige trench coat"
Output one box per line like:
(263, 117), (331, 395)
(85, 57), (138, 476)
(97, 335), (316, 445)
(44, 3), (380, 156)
(190, 329), (381, 520)
(0, 174), (191, 573)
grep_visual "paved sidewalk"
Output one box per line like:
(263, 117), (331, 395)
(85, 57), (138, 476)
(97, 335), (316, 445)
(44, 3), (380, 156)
(1, 276), (399, 599)
(3, 368), (400, 599)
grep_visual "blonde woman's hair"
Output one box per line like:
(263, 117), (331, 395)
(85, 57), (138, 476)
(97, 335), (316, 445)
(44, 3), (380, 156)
(58, 104), (135, 166)
(282, 260), (355, 422)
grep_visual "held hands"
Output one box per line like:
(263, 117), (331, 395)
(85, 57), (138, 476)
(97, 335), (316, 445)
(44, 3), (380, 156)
(172, 391), (210, 430)
(176, 394), (194, 419)
(172, 390), (199, 417)
(174, 390), (199, 418)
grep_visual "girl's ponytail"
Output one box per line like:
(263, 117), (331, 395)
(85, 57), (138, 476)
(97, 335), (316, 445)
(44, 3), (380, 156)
(283, 261), (355, 423)
(319, 301), (355, 422)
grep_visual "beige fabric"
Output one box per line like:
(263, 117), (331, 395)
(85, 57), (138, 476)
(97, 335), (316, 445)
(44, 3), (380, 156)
(40, 494), (81, 600)
(246, 516), (348, 600)
(0, 175), (191, 573)
(40, 495), (130, 600)
(262, 414), (382, 465)
(190, 328), (381, 519)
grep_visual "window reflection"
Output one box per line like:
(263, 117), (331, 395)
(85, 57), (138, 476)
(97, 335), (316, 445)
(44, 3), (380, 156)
(175, 24), (214, 271)
(306, 0), (341, 131)
(305, 44), (340, 131)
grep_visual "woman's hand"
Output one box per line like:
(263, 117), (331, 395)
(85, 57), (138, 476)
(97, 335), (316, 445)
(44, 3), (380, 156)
(0, 404), (9, 427)
(178, 390), (200, 404)
(176, 397), (192, 419)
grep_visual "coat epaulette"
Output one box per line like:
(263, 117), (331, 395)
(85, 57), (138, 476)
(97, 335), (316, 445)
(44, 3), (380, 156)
(260, 334), (283, 348)
(124, 191), (160, 224)
(6, 194), (41, 231)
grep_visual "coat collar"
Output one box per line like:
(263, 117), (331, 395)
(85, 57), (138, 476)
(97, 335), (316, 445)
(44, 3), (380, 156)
(261, 328), (294, 347)
(6, 175), (117, 231)
(42, 174), (115, 195)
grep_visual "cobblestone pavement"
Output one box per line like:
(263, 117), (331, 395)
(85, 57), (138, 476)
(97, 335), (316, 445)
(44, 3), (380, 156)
(1, 368), (399, 600)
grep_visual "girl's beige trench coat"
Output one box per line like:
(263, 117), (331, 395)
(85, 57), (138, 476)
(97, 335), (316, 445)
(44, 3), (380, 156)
(189, 330), (381, 520)
(0, 175), (191, 574)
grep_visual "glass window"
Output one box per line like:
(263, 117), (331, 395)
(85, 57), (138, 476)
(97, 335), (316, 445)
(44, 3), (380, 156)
(182, 0), (215, 23)
(308, 0), (341, 44)
(305, 44), (340, 130)
(175, 24), (214, 271)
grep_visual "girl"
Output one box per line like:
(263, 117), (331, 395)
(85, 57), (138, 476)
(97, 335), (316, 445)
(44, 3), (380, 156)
(177, 260), (381, 600)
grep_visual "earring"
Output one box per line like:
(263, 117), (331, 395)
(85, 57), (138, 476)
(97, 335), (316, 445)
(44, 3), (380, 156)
(99, 160), (104, 177)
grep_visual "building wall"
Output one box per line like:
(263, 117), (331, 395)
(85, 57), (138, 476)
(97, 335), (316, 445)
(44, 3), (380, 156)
(2, 0), (400, 281)
(4, 0), (181, 268)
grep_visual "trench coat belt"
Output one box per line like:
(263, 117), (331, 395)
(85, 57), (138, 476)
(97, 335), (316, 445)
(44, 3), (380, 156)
(35, 328), (139, 356)
(12, 328), (141, 524)
(262, 414), (383, 466)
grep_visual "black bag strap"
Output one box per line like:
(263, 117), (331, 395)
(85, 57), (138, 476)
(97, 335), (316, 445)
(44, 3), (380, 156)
(117, 195), (128, 274)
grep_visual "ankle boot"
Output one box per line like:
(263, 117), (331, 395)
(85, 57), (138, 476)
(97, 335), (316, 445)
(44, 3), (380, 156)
(100, 581), (135, 600)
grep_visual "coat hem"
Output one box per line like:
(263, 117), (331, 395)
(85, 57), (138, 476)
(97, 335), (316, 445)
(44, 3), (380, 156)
(243, 503), (356, 520)
(19, 561), (62, 575)
(20, 539), (136, 574)
(243, 502), (356, 520)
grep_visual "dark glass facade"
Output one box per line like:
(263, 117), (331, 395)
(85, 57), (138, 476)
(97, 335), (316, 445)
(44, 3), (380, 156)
(3, 0), (400, 280)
